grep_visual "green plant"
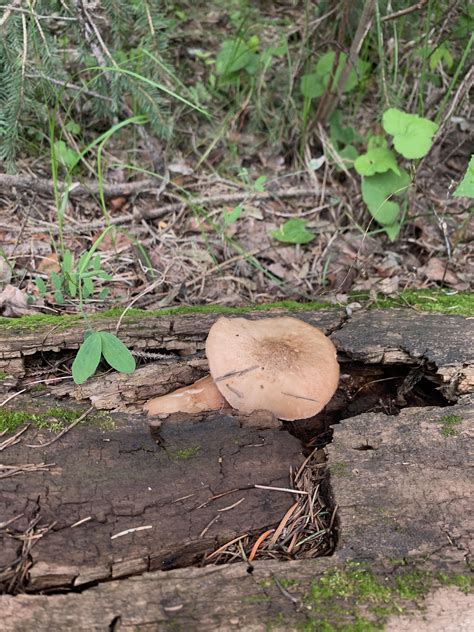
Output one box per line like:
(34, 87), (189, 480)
(354, 108), (439, 240)
(72, 330), (135, 385)
(300, 50), (370, 141)
(35, 226), (135, 385)
(271, 219), (315, 245)
(453, 155), (474, 198)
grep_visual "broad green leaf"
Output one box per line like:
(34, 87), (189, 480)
(271, 219), (315, 244)
(65, 121), (81, 134)
(453, 155), (474, 198)
(354, 148), (400, 176)
(429, 44), (453, 71)
(93, 254), (101, 271)
(330, 110), (356, 146)
(99, 332), (136, 374)
(338, 144), (358, 167)
(54, 140), (80, 170)
(216, 39), (258, 77)
(224, 206), (243, 225)
(361, 170), (410, 229)
(35, 277), (46, 296)
(367, 135), (388, 150)
(99, 287), (110, 300)
(384, 222), (402, 241)
(254, 175), (267, 192)
(72, 331), (102, 384)
(54, 290), (64, 304)
(382, 108), (439, 159)
(300, 72), (325, 99)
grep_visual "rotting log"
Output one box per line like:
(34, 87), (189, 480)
(0, 408), (305, 593)
(1, 309), (472, 410)
(0, 398), (472, 630)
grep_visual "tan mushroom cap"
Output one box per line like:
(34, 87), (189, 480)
(143, 375), (226, 417)
(206, 316), (339, 421)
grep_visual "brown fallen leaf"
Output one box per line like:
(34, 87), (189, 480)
(37, 253), (61, 274)
(418, 258), (459, 286)
(0, 284), (35, 317)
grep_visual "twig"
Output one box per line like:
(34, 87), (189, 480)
(0, 389), (27, 407)
(26, 406), (94, 448)
(0, 424), (30, 452)
(0, 174), (160, 198)
(381, 0), (428, 22)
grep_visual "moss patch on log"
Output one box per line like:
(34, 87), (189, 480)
(298, 563), (473, 631)
(0, 289), (471, 335)
(0, 406), (116, 434)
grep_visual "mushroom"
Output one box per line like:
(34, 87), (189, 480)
(143, 375), (226, 417)
(205, 316), (339, 420)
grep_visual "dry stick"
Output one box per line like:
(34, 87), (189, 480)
(0, 424), (30, 452)
(319, 0), (377, 125)
(314, 0), (351, 125)
(26, 406), (94, 448)
(0, 174), (160, 198)
(381, 0), (428, 22)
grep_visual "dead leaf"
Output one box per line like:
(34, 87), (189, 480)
(109, 197), (127, 211)
(418, 258), (459, 286)
(37, 253), (60, 274)
(0, 284), (35, 317)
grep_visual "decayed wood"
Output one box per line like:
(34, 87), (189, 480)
(327, 397), (474, 570)
(332, 309), (474, 396)
(1, 399), (472, 630)
(0, 408), (303, 593)
(2, 309), (472, 414)
(0, 310), (342, 377)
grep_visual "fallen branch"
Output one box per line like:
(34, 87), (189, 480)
(0, 174), (161, 198)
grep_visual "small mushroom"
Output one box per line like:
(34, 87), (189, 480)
(143, 375), (226, 417)
(206, 316), (339, 420)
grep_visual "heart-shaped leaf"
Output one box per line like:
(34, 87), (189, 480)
(271, 218), (315, 244)
(361, 170), (410, 241)
(99, 332), (136, 374)
(382, 108), (439, 159)
(72, 331), (102, 384)
(355, 148), (400, 176)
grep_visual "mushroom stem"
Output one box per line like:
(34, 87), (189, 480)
(143, 375), (227, 417)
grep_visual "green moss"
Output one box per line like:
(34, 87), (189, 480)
(0, 407), (82, 434)
(0, 312), (82, 332)
(168, 445), (201, 460)
(0, 410), (33, 433)
(0, 289), (471, 336)
(330, 461), (348, 476)
(365, 289), (473, 316)
(301, 563), (473, 631)
(88, 411), (116, 431)
(434, 414), (463, 437)
(0, 370), (8, 381)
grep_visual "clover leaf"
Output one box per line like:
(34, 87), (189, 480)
(382, 108), (439, 159)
